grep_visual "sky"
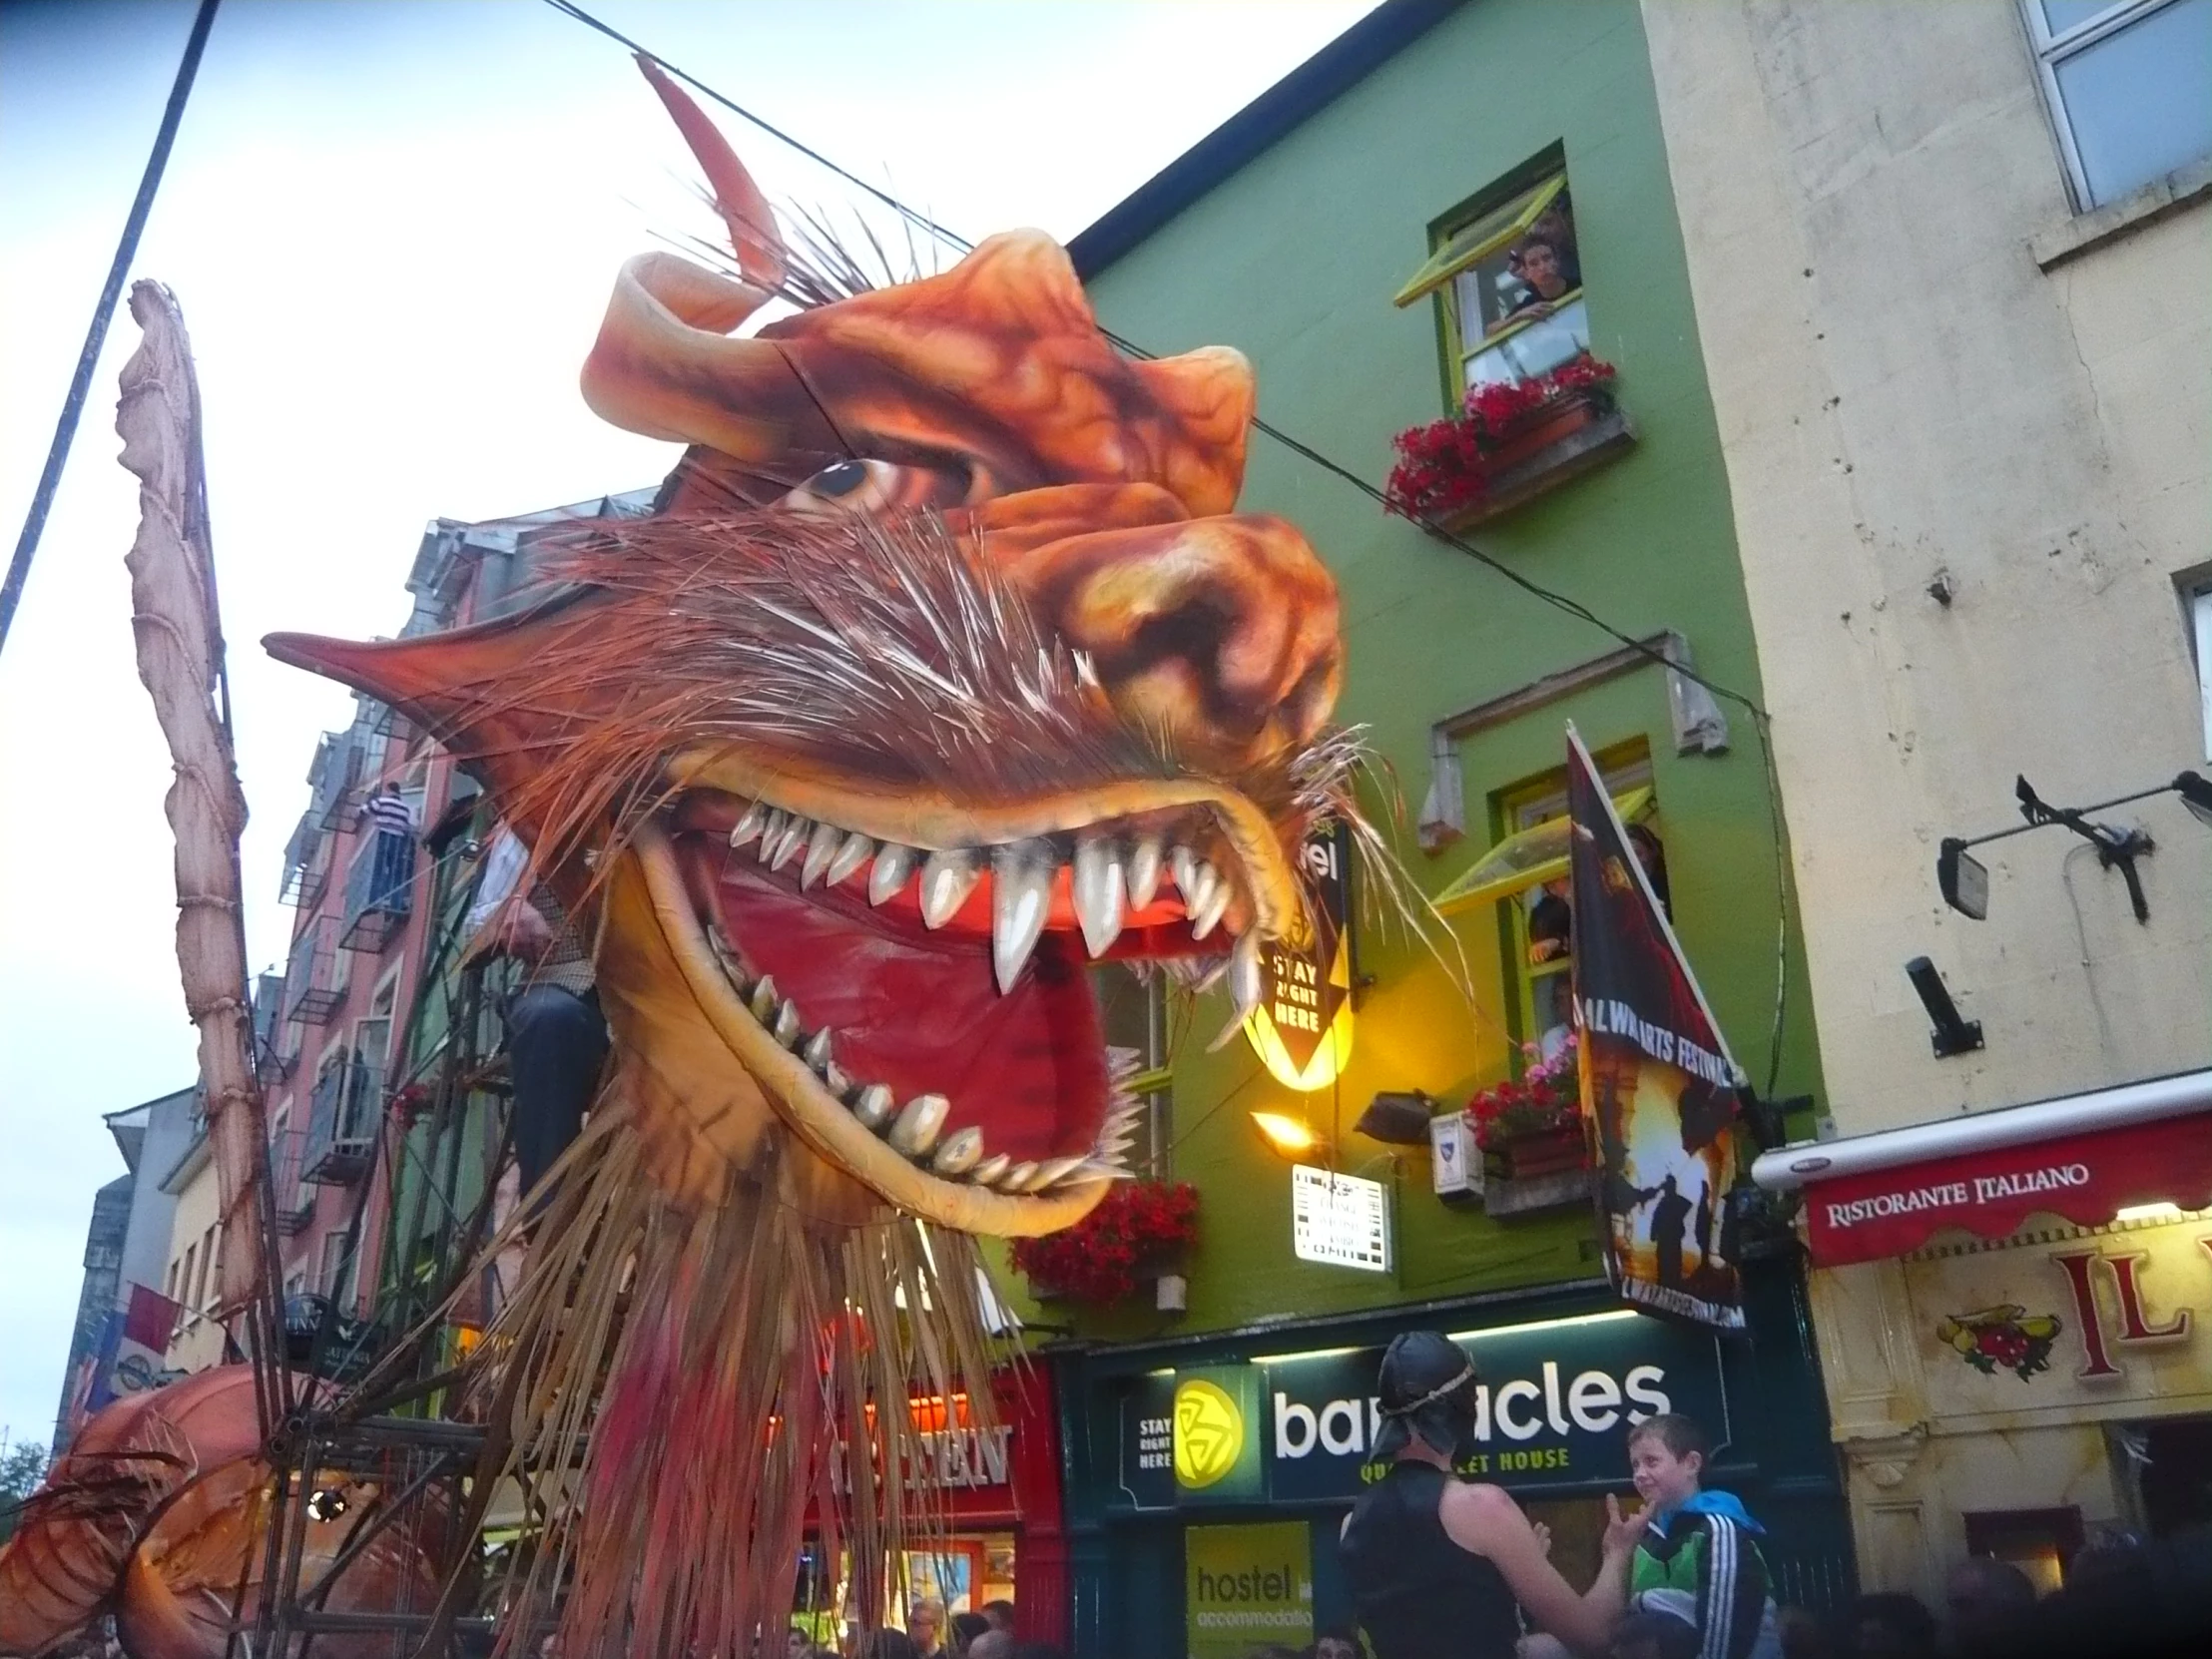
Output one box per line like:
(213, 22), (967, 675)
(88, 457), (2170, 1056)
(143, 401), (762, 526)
(0, 0), (1381, 1450)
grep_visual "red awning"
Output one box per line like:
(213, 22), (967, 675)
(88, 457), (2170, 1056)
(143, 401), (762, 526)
(1750, 1069), (2212, 1268)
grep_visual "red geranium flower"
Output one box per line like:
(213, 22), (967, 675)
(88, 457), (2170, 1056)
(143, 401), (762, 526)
(1009, 1180), (1201, 1307)
(1384, 353), (1618, 521)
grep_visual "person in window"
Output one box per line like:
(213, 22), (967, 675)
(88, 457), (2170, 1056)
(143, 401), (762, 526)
(358, 782), (417, 905)
(1490, 232), (1581, 333)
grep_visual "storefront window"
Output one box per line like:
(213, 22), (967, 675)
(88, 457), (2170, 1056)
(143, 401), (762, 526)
(1962, 1506), (2083, 1594)
(1094, 963), (1171, 1175)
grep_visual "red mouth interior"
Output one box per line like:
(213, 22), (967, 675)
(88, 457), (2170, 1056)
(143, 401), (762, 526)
(674, 831), (1111, 1164)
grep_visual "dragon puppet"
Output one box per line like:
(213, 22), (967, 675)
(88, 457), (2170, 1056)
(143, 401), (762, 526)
(2, 60), (1372, 1656)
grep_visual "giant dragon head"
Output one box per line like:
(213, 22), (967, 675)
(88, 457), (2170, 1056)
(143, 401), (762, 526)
(266, 61), (1353, 1243)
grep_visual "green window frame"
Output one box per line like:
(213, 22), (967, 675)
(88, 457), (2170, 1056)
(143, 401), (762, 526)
(1396, 164), (1591, 406)
(1442, 743), (1656, 1059)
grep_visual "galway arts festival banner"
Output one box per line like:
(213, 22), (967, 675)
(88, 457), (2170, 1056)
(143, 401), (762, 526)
(1567, 729), (1748, 1331)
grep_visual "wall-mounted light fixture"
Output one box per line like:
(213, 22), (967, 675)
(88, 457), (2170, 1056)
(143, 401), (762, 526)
(1938, 771), (2212, 923)
(1249, 1109), (1325, 1159)
(1355, 1089), (1436, 1146)
(1906, 956), (1983, 1059)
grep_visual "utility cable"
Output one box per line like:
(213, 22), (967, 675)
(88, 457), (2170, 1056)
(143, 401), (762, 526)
(0, 0), (221, 659)
(538, 0), (1798, 1093)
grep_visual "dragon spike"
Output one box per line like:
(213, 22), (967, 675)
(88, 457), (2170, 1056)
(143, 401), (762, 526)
(633, 54), (788, 297)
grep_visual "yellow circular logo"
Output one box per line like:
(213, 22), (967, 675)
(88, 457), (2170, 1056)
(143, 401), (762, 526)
(1173, 1379), (1244, 1489)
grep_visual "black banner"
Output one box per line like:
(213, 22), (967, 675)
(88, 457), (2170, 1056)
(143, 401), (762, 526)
(1567, 729), (1747, 1331)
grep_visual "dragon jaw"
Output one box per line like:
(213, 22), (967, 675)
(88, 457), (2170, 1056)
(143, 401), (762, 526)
(266, 510), (1325, 1237)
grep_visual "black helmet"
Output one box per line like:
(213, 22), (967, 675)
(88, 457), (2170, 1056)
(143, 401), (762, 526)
(1374, 1330), (1478, 1460)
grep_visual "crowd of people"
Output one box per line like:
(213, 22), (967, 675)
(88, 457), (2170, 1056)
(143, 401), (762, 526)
(1325, 1329), (2212, 1659)
(785, 1595), (1072, 1659)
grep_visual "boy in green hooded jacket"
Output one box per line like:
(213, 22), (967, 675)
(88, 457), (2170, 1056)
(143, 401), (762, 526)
(1625, 1412), (1781, 1659)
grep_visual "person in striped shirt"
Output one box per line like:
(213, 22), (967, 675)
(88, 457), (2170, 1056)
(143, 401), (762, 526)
(1626, 1413), (1781, 1659)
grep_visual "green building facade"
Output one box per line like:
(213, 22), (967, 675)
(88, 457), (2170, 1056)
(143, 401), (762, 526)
(1011, 2), (1853, 1649)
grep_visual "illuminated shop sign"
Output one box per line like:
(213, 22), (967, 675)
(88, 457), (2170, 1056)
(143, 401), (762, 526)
(1243, 825), (1355, 1092)
(1116, 1311), (1728, 1508)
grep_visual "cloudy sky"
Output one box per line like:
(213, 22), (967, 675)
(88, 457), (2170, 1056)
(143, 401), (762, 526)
(0, 0), (1379, 1449)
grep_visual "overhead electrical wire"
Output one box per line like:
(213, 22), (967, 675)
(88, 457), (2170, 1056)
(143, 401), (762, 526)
(0, 0), (222, 659)
(541, 0), (1798, 1096)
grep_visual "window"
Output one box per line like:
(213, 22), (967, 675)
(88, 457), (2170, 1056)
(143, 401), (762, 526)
(2191, 584), (2212, 758)
(197, 1225), (217, 1310)
(1397, 164), (1590, 395)
(1092, 964), (1170, 1176)
(165, 1256), (181, 1302)
(1433, 742), (1660, 1064)
(2023, 0), (2212, 209)
(319, 1231), (352, 1302)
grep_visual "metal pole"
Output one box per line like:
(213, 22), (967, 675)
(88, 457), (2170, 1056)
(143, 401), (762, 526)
(0, 0), (221, 657)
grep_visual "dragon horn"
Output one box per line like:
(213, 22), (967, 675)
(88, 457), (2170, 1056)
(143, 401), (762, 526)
(634, 54), (789, 298)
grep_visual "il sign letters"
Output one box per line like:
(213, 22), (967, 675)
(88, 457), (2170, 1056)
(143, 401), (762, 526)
(2049, 1234), (2209, 1380)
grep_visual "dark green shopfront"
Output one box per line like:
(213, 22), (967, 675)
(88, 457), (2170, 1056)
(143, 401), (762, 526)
(1045, 1267), (1848, 1656)
(1000, 1), (1861, 1652)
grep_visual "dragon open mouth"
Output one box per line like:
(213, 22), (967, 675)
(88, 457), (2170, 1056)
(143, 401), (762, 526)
(637, 775), (1282, 1227)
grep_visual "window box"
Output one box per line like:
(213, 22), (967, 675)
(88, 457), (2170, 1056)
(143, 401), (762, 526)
(1436, 398), (1635, 531)
(1484, 1166), (1598, 1219)
(1386, 355), (1627, 529)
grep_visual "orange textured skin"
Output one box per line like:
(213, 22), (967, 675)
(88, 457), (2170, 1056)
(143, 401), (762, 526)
(0, 1369), (437, 1659)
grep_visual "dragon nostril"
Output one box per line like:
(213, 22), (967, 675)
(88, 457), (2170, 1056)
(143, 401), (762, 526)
(1003, 514), (1342, 770)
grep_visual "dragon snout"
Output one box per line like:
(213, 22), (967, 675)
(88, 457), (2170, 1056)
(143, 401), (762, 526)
(1001, 513), (1343, 774)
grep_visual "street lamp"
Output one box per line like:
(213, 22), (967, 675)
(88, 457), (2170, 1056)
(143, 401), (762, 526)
(1937, 771), (2212, 923)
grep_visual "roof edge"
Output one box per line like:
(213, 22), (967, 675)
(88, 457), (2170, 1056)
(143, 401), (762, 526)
(1067, 0), (1465, 281)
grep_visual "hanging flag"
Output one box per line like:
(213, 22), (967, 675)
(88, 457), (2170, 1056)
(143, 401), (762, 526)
(1567, 727), (1748, 1332)
(86, 1283), (188, 1413)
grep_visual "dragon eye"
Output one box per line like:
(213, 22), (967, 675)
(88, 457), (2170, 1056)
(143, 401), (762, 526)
(781, 458), (907, 516)
(780, 457), (970, 516)
(809, 460), (870, 498)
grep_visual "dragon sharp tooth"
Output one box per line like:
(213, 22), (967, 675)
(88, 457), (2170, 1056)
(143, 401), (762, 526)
(822, 1060), (850, 1097)
(918, 849), (981, 929)
(826, 830), (875, 887)
(1030, 1155), (1087, 1191)
(1126, 834), (1165, 909)
(930, 1126), (985, 1177)
(755, 809), (789, 863)
(999, 1160), (1039, 1192)
(888, 1093), (950, 1157)
(773, 999), (804, 1047)
(869, 843), (916, 906)
(991, 840), (1055, 991)
(769, 816), (811, 871)
(803, 1028), (833, 1071)
(749, 976), (779, 1021)
(851, 1083), (896, 1129)
(969, 1152), (1012, 1187)
(1072, 833), (1126, 959)
(1169, 843), (1200, 900)
(728, 801), (769, 850)
(1207, 931), (1266, 1052)
(1190, 873), (1232, 940)
(800, 820), (843, 888)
